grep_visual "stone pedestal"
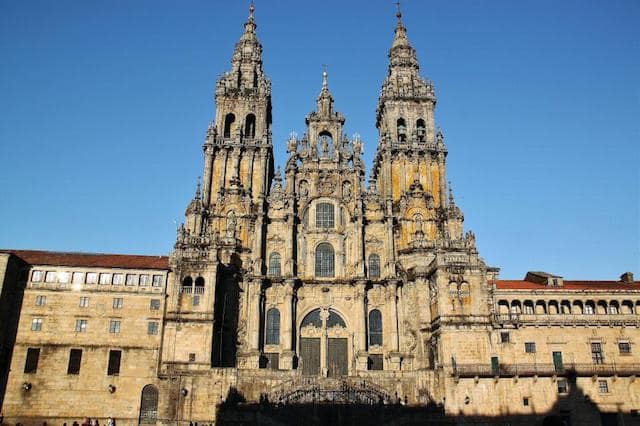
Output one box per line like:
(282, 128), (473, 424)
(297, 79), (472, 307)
(237, 350), (261, 370)
(280, 350), (296, 370)
(388, 351), (402, 371)
(356, 350), (369, 371)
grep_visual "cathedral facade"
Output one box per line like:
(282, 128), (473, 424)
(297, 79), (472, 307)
(1, 5), (639, 425)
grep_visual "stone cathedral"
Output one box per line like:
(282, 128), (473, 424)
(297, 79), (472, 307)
(1, 5), (638, 426)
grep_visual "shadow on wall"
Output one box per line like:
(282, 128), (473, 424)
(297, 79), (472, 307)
(215, 376), (633, 426)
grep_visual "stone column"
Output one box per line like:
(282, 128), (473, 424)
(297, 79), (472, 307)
(388, 280), (402, 371)
(202, 144), (215, 205)
(241, 279), (262, 369)
(355, 280), (369, 371)
(247, 148), (255, 196)
(280, 279), (296, 369)
(219, 148), (229, 192)
(438, 153), (447, 208)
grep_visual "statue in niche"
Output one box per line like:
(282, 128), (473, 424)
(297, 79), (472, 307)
(319, 135), (330, 158)
(342, 181), (352, 199)
(299, 180), (309, 198)
(226, 211), (237, 239)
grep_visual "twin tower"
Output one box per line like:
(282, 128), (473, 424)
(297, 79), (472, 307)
(165, 4), (480, 380)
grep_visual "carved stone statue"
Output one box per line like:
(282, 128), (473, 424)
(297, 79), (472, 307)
(226, 211), (237, 239)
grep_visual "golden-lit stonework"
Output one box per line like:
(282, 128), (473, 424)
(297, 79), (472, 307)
(0, 5), (638, 426)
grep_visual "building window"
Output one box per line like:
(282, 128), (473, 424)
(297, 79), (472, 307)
(45, 271), (57, 283)
(368, 254), (381, 279)
(108, 350), (122, 376)
(72, 272), (84, 284)
(557, 378), (568, 394)
(525, 342), (536, 353)
(619, 341), (631, 354)
(86, 272), (98, 284)
(24, 348), (40, 374)
(397, 118), (407, 142)
(147, 321), (159, 335)
(368, 354), (384, 371)
(31, 270), (43, 282)
(140, 274), (150, 286)
(591, 342), (604, 364)
(369, 309), (383, 346)
(75, 319), (88, 333)
(35, 295), (46, 306)
(67, 349), (82, 375)
(112, 297), (123, 309)
(150, 299), (160, 310)
(500, 332), (510, 343)
(193, 295), (200, 306)
(109, 320), (121, 334)
(152, 275), (163, 287)
(268, 252), (282, 276)
(31, 318), (43, 331)
(315, 203), (335, 228)
(609, 305), (619, 315)
(315, 243), (335, 278)
(79, 297), (89, 308)
(189, 353), (196, 362)
(58, 271), (70, 284)
(112, 273), (124, 285)
(126, 274), (138, 286)
(266, 308), (280, 345)
(523, 397), (530, 406)
(598, 379), (609, 394)
(524, 304), (534, 315)
(99, 273), (111, 285)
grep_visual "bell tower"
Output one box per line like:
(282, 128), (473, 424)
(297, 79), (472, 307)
(164, 4), (273, 372)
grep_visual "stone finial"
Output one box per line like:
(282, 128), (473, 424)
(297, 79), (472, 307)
(195, 176), (202, 199)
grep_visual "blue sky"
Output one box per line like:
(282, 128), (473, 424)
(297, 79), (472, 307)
(0, 0), (638, 279)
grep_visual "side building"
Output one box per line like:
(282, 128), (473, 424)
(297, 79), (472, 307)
(0, 250), (170, 424)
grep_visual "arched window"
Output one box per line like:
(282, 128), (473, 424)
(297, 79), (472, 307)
(416, 118), (426, 142)
(368, 254), (381, 278)
(182, 276), (193, 287)
(244, 113), (256, 138)
(368, 309), (383, 346)
(139, 384), (159, 424)
(397, 118), (407, 142)
(223, 113), (235, 138)
(315, 243), (335, 277)
(195, 276), (205, 287)
(268, 252), (281, 276)
(266, 308), (280, 345)
(316, 203), (334, 228)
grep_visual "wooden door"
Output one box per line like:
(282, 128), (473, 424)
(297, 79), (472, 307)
(300, 337), (320, 376)
(327, 338), (348, 377)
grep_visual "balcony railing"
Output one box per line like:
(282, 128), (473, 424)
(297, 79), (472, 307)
(452, 362), (640, 378)
(492, 313), (640, 327)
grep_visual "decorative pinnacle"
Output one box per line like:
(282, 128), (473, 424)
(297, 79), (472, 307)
(448, 181), (455, 205)
(195, 176), (202, 199)
(248, 1), (255, 21)
(395, 1), (402, 22)
(322, 64), (328, 90)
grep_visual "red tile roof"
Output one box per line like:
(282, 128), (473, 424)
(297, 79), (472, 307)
(495, 280), (639, 291)
(1, 249), (169, 270)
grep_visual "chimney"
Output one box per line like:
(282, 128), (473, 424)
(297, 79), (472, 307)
(620, 272), (634, 283)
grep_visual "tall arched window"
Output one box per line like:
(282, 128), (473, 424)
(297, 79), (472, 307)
(315, 243), (335, 277)
(369, 309), (383, 346)
(266, 308), (280, 345)
(268, 252), (281, 276)
(397, 118), (407, 142)
(245, 113), (256, 138)
(316, 203), (334, 228)
(416, 118), (426, 142)
(368, 254), (381, 279)
(223, 113), (235, 138)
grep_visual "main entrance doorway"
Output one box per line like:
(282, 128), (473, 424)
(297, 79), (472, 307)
(299, 308), (349, 377)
